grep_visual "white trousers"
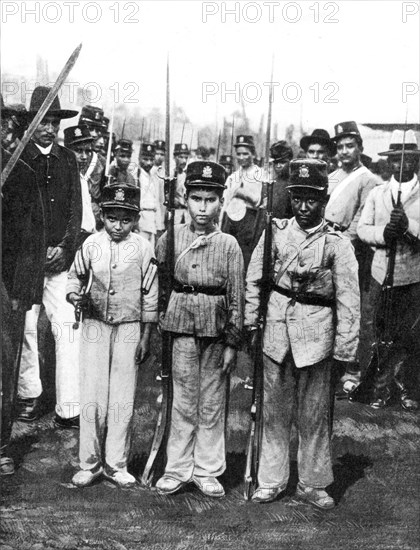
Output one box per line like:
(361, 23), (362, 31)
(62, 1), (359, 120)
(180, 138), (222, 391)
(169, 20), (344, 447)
(18, 271), (80, 419)
(78, 319), (140, 471)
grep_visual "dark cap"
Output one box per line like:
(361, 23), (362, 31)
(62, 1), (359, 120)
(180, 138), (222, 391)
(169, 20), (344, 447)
(141, 142), (155, 157)
(185, 161), (226, 189)
(154, 139), (166, 152)
(101, 116), (109, 131)
(116, 138), (133, 153)
(27, 86), (78, 120)
(332, 121), (362, 143)
(287, 159), (328, 194)
(234, 135), (255, 150)
(270, 140), (293, 162)
(64, 125), (94, 148)
(101, 183), (140, 212)
(300, 129), (336, 156)
(174, 143), (190, 155)
(79, 105), (104, 128)
(219, 154), (233, 166)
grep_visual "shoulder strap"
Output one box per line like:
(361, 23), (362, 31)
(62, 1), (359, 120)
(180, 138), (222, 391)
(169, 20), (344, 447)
(174, 230), (221, 270)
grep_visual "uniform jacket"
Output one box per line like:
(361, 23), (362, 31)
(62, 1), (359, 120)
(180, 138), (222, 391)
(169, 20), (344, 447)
(326, 165), (377, 240)
(66, 230), (158, 324)
(21, 140), (82, 271)
(357, 175), (420, 286)
(138, 167), (157, 235)
(1, 148), (46, 307)
(222, 164), (263, 218)
(245, 218), (360, 367)
(157, 224), (244, 348)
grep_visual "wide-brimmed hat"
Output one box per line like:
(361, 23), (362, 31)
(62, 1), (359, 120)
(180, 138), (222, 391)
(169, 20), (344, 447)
(300, 129), (336, 156)
(378, 129), (420, 157)
(185, 161), (226, 189)
(287, 159), (328, 194)
(27, 86), (78, 120)
(332, 121), (362, 143)
(270, 140), (293, 162)
(64, 125), (94, 148)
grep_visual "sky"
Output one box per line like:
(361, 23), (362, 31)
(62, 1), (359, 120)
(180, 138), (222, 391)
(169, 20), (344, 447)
(1, 0), (419, 151)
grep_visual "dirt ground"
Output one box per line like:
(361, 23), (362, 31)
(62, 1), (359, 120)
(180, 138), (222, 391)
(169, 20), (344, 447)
(1, 328), (419, 550)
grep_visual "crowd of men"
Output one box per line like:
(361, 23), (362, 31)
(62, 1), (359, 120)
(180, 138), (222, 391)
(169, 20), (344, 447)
(1, 86), (419, 509)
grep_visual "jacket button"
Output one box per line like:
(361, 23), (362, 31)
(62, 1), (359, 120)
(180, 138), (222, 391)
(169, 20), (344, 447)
(192, 264), (197, 268)
(112, 264), (117, 269)
(109, 289), (115, 295)
(108, 315), (114, 322)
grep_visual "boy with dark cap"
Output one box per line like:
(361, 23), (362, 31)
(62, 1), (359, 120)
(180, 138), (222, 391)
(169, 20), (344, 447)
(155, 161), (244, 498)
(137, 142), (158, 245)
(67, 183), (158, 487)
(109, 139), (136, 186)
(172, 142), (191, 225)
(269, 140), (294, 220)
(245, 159), (360, 508)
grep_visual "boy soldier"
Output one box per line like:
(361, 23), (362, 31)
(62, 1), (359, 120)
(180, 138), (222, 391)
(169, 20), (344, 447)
(269, 140), (294, 220)
(155, 161), (244, 498)
(67, 183), (158, 487)
(137, 142), (158, 245)
(219, 154), (234, 177)
(245, 159), (360, 508)
(109, 139), (137, 186)
(357, 130), (420, 411)
(172, 142), (191, 224)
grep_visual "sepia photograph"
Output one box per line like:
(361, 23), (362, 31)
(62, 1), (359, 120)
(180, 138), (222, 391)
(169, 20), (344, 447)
(1, 1), (419, 549)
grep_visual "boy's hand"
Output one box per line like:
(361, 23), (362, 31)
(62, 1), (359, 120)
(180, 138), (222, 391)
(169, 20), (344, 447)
(45, 246), (66, 273)
(221, 346), (237, 374)
(67, 292), (83, 306)
(74, 248), (88, 277)
(136, 335), (150, 364)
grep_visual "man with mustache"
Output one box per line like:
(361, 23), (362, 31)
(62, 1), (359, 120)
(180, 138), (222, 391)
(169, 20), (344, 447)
(15, 86), (82, 429)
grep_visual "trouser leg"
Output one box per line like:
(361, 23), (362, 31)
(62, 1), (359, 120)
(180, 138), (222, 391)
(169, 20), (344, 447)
(18, 303), (42, 399)
(105, 322), (140, 471)
(43, 272), (80, 418)
(164, 336), (199, 482)
(79, 319), (111, 471)
(297, 357), (333, 489)
(257, 353), (295, 490)
(194, 340), (226, 478)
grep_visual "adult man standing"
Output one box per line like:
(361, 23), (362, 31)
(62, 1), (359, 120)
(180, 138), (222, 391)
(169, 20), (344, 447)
(221, 135), (264, 268)
(357, 130), (420, 411)
(16, 86), (82, 429)
(325, 121), (377, 393)
(245, 159), (360, 507)
(1, 96), (45, 474)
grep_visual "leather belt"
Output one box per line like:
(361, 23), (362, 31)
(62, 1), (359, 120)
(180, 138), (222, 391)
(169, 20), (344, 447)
(173, 281), (226, 296)
(272, 284), (334, 308)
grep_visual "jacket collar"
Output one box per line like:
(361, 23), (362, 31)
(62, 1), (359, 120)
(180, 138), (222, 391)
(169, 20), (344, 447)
(27, 139), (60, 160)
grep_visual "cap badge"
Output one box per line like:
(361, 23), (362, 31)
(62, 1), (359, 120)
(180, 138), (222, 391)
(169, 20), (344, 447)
(182, 144), (186, 150)
(74, 128), (82, 137)
(239, 136), (244, 143)
(202, 166), (212, 178)
(337, 125), (343, 134)
(114, 189), (125, 202)
(95, 112), (100, 120)
(147, 145), (151, 151)
(299, 165), (310, 178)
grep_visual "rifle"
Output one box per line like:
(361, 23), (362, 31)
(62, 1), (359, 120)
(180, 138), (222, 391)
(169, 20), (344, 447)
(350, 125), (407, 404)
(72, 270), (93, 330)
(142, 56), (175, 487)
(105, 106), (115, 185)
(244, 55), (275, 500)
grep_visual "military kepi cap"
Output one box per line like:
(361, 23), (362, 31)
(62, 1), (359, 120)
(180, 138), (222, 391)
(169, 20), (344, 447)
(141, 142), (155, 157)
(174, 143), (190, 155)
(219, 154), (233, 166)
(116, 138), (133, 153)
(185, 161), (226, 189)
(101, 183), (140, 212)
(287, 159), (328, 194)
(64, 125), (94, 147)
(234, 135), (255, 149)
(332, 121), (362, 143)
(154, 139), (166, 151)
(79, 105), (104, 128)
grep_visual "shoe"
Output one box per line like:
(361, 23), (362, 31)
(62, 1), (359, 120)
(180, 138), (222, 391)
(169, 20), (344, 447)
(296, 484), (334, 510)
(251, 486), (283, 503)
(54, 415), (80, 429)
(370, 388), (391, 409)
(72, 465), (103, 487)
(16, 397), (39, 422)
(103, 467), (136, 488)
(343, 379), (360, 394)
(192, 476), (225, 498)
(401, 393), (419, 412)
(156, 475), (186, 495)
